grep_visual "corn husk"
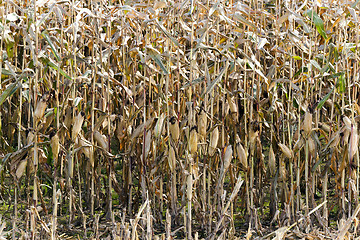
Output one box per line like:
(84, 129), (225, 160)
(278, 143), (293, 159)
(349, 126), (359, 161)
(343, 116), (352, 130)
(15, 160), (27, 180)
(50, 132), (60, 166)
(77, 135), (92, 159)
(168, 145), (176, 172)
(63, 107), (73, 130)
(279, 158), (286, 180)
(249, 128), (258, 148)
(269, 146), (276, 176)
(303, 111), (312, 136)
(328, 131), (340, 149)
(189, 127), (198, 155)
(94, 130), (108, 150)
(227, 95), (237, 114)
(143, 130), (152, 161)
(308, 137), (316, 157)
(294, 137), (304, 152)
(319, 122), (330, 133)
(197, 109), (207, 138)
(223, 145), (233, 173)
(236, 136), (247, 169)
(154, 113), (165, 138)
(72, 112), (85, 140)
(208, 127), (219, 156)
(34, 93), (49, 125)
(169, 116), (180, 142)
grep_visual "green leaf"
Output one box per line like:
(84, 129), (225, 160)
(336, 73), (346, 93)
(41, 31), (60, 62)
(41, 57), (72, 80)
(155, 20), (180, 47)
(311, 157), (324, 172)
(0, 81), (20, 106)
(0, 68), (14, 76)
(317, 88), (334, 109)
(293, 97), (299, 109)
(181, 76), (205, 90)
(306, 10), (327, 39)
(292, 55), (302, 60)
(310, 59), (321, 71)
(146, 46), (169, 75)
(293, 67), (308, 78)
(326, 71), (344, 79)
(202, 61), (229, 97)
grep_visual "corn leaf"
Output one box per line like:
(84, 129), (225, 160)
(0, 81), (20, 106)
(41, 57), (72, 80)
(306, 10), (327, 39)
(41, 31), (60, 62)
(317, 88), (334, 109)
(146, 46), (169, 75)
(336, 73), (346, 93)
(0, 68), (13, 76)
(155, 20), (180, 47)
(202, 61), (229, 97)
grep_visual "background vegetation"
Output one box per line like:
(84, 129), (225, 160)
(0, 0), (360, 239)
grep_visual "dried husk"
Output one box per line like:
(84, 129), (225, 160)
(169, 116), (180, 142)
(278, 143), (293, 159)
(154, 113), (165, 138)
(168, 145), (176, 172)
(249, 128), (258, 149)
(197, 109), (207, 138)
(308, 137), (316, 157)
(94, 130), (108, 150)
(279, 158), (287, 181)
(72, 112), (85, 140)
(303, 111), (312, 136)
(15, 160), (27, 180)
(349, 126), (359, 161)
(294, 137), (304, 152)
(269, 146), (276, 176)
(50, 132), (60, 166)
(223, 145), (233, 173)
(189, 127), (198, 155)
(77, 135), (92, 159)
(143, 130), (152, 161)
(208, 127), (219, 156)
(236, 140), (248, 169)
(34, 93), (49, 125)
(227, 95), (237, 114)
(343, 116), (352, 130)
(319, 122), (331, 133)
(63, 107), (73, 130)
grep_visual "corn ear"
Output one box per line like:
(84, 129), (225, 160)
(303, 111), (312, 136)
(168, 145), (176, 172)
(236, 138), (247, 169)
(278, 143), (293, 159)
(269, 146), (276, 176)
(169, 116), (180, 142)
(189, 126), (198, 155)
(197, 109), (207, 138)
(208, 127), (219, 156)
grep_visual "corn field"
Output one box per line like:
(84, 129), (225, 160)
(0, 0), (360, 239)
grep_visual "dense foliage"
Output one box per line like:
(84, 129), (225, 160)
(0, 0), (360, 239)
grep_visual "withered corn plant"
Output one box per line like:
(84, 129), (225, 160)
(1, 0), (360, 239)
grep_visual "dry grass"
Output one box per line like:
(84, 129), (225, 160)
(1, 0), (360, 239)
